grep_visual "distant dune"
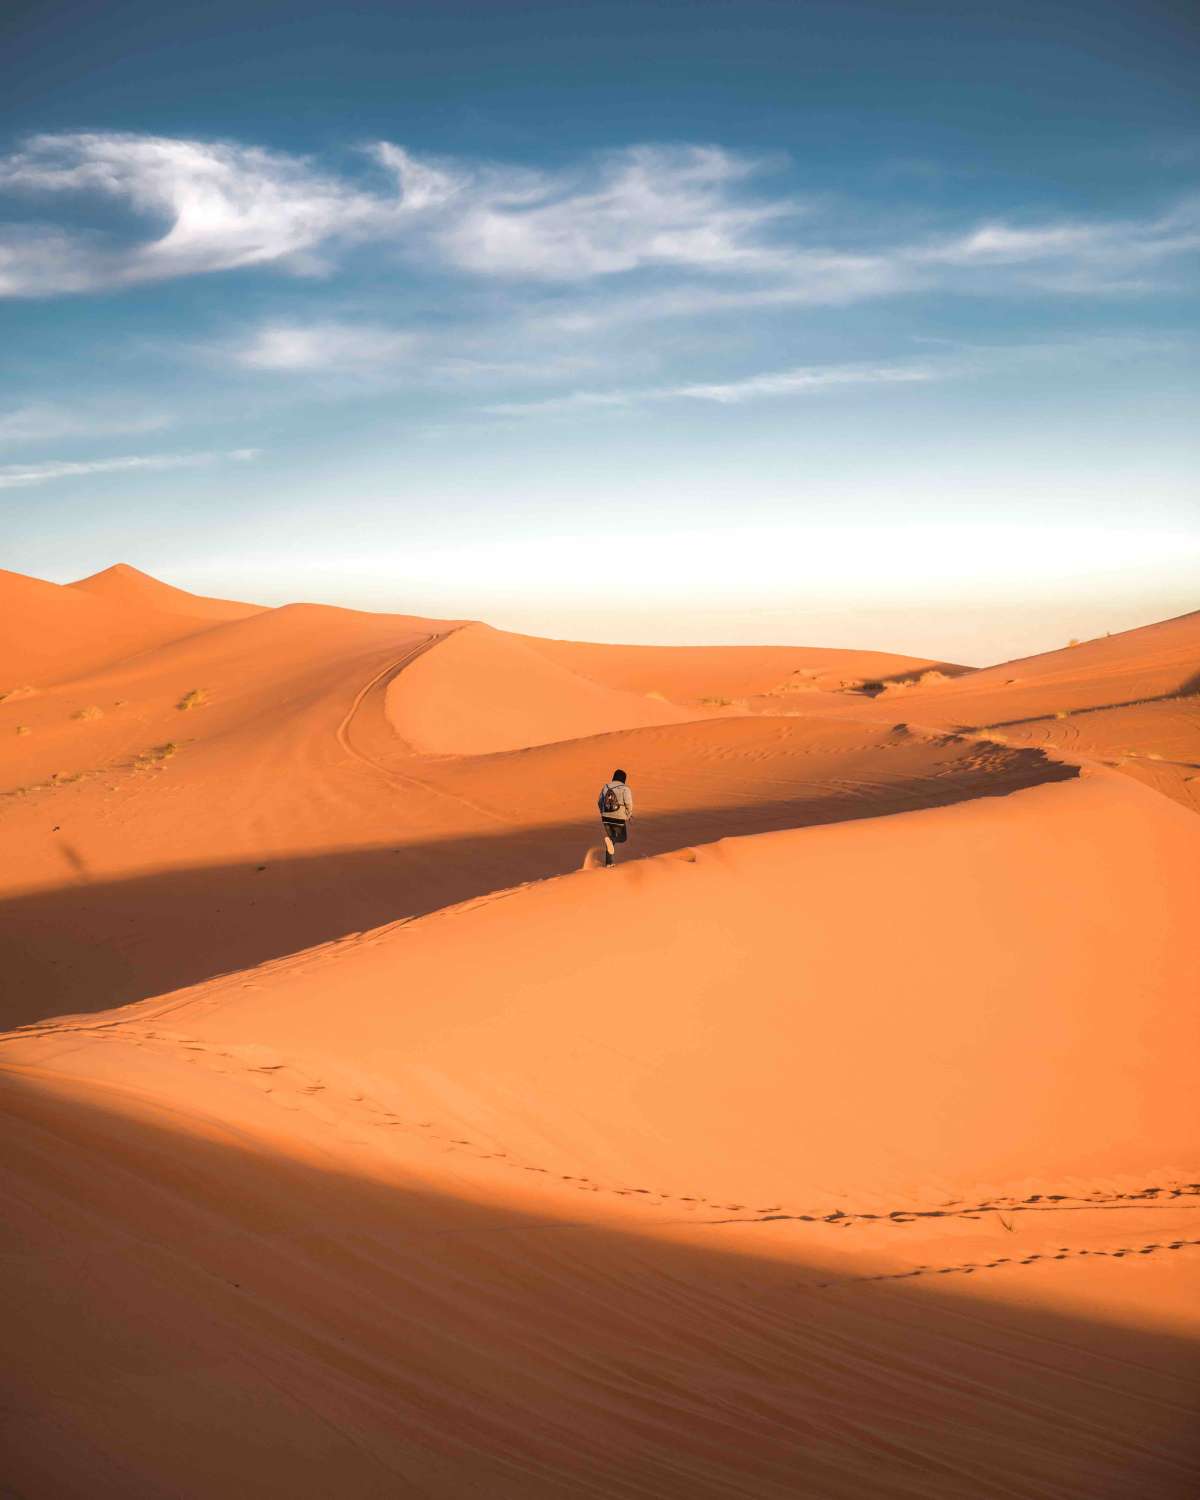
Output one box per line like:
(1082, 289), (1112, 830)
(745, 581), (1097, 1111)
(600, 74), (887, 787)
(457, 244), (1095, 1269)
(385, 620), (701, 753)
(516, 633), (967, 702)
(68, 560), (264, 623)
(1, 565), (1197, 1498)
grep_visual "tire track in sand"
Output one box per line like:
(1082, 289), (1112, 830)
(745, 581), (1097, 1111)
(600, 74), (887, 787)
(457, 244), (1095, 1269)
(334, 631), (514, 826)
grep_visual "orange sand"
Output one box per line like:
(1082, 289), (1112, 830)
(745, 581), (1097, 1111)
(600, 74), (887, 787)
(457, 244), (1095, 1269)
(1, 565), (1197, 1497)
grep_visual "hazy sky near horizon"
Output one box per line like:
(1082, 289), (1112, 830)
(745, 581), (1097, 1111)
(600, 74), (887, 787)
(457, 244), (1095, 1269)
(1, 0), (1197, 663)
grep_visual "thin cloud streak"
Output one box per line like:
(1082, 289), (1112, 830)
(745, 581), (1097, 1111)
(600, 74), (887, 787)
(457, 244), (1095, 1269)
(486, 362), (937, 416)
(0, 448), (260, 489)
(0, 401), (173, 446)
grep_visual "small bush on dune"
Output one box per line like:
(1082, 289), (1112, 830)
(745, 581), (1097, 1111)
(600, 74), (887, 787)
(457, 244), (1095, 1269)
(133, 741), (179, 771)
(1055, 710), (1070, 719)
(16, 725), (31, 736)
(699, 696), (732, 707)
(176, 688), (208, 711)
(73, 705), (103, 721)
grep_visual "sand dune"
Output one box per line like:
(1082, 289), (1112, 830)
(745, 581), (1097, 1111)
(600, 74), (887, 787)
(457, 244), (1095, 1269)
(1, 566), (246, 689)
(68, 561), (264, 623)
(1, 565), (1197, 1497)
(519, 632), (965, 703)
(2, 773), (1197, 1497)
(2, 666), (1070, 1029)
(386, 621), (700, 753)
(855, 607), (1200, 724)
(822, 608), (1200, 813)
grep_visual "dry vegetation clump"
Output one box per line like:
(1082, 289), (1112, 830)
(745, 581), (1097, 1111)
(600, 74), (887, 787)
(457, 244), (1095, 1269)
(73, 705), (104, 721)
(699, 696), (733, 707)
(774, 669), (822, 696)
(176, 688), (208, 711)
(1054, 710), (1070, 719)
(1067, 638), (1081, 647)
(134, 741), (180, 770)
(16, 725), (31, 736)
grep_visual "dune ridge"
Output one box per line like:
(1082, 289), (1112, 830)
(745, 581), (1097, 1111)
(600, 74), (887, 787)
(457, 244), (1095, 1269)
(68, 561), (264, 623)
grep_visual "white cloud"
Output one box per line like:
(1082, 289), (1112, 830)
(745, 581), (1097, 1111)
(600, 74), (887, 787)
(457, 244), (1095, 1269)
(487, 360), (937, 415)
(227, 321), (416, 371)
(1, 130), (1195, 310)
(671, 363), (935, 403)
(0, 132), (390, 294)
(404, 144), (795, 280)
(0, 447), (259, 489)
(914, 198), (1200, 290)
(0, 401), (171, 446)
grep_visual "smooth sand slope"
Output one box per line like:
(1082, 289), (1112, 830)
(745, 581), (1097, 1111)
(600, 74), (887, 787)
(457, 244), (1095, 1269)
(385, 621), (701, 753)
(2, 773), (1198, 1497)
(517, 634), (966, 703)
(1, 566), (1198, 1497)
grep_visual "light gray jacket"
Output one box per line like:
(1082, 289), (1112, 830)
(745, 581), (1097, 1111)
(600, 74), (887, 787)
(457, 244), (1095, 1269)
(598, 781), (633, 821)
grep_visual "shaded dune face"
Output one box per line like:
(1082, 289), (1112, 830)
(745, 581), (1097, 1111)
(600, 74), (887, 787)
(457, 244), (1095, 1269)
(1, 568), (1198, 1499)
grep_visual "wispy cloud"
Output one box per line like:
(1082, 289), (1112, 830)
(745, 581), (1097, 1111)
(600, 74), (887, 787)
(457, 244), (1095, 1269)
(378, 143), (796, 280)
(0, 401), (172, 446)
(0, 134), (795, 297)
(0, 133), (389, 294)
(913, 198), (1200, 291)
(671, 363), (935, 403)
(487, 361), (937, 416)
(225, 321), (416, 371)
(1, 130), (1194, 311)
(0, 447), (259, 489)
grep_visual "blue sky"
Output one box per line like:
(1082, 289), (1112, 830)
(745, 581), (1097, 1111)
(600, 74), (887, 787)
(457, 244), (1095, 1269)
(1, 0), (1197, 662)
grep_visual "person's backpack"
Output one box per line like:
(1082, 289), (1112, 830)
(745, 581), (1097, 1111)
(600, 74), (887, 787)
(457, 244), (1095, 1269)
(600, 783), (622, 815)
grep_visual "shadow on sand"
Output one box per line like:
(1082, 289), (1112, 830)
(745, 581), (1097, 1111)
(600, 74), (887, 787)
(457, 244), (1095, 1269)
(0, 755), (1078, 1030)
(0, 1072), (1195, 1499)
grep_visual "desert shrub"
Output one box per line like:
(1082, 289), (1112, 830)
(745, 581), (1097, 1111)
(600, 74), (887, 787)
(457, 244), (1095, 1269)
(134, 741), (180, 770)
(176, 688), (208, 711)
(74, 705), (103, 721)
(16, 725), (31, 736)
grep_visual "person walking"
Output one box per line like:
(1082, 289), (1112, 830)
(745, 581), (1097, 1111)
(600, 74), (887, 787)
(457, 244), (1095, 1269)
(597, 768), (633, 867)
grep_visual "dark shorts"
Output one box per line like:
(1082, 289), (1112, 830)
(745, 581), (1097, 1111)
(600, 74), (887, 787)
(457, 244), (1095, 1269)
(601, 819), (628, 844)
